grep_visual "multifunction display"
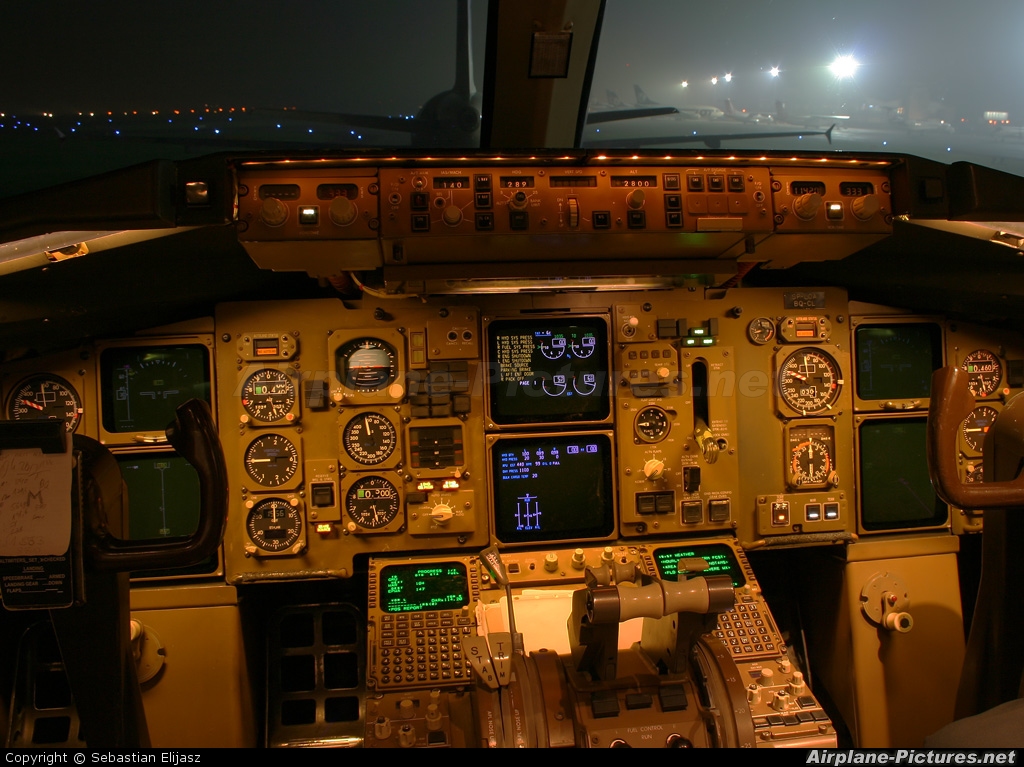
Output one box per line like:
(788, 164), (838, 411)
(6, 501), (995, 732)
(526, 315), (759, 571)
(490, 432), (614, 544)
(487, 317), (609, 425)
(379, 562), (470, 613)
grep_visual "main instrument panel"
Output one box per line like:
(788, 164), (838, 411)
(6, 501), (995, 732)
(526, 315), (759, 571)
(4, 285), (1022, 577)
(2, 155), (1021, 747)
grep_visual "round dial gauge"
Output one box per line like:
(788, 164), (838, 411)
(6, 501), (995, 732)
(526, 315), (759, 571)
(244, 433), (299, 487)
(241, 368), (296, 422)
(246, 498), (302, 552)
(747, 317), (776, 345)
(345, 475), (400, 529)
(961, 350), (1002, 398)
(336, 338), (398, 392)
(778, 349), (843, 415)
(7, 374), (83, 433)
(635, 406), (670, 443)
(965, 464), (984, 484)
(342, 412), (398, 465)
(962, 405), (999, 453)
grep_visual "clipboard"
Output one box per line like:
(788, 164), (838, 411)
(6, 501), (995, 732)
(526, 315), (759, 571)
(0, 421), (84, 610)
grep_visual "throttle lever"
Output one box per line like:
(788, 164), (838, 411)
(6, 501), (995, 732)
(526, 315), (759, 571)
(927, 366), (1024, 509)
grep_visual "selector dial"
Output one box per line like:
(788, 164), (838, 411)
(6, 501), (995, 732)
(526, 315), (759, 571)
(260, 197), (288, 227)
(792, 193), (823, 220)
(329, 196), (357, 226)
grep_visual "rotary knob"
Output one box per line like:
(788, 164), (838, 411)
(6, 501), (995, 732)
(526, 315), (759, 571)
(643, 458), (666, 480)
(260, 197), (288, 227)
(442, 205), (463, 226)
(792, 192), (823, 220)
(510, 191), (529, 210)
(544, 552), (559, 572)
(626, 189), (646, 209)
(571, 548), (587, 570)
(851, 194), (881, 221)
(329, 196), (358, 226)
(430, 503), (454, 524)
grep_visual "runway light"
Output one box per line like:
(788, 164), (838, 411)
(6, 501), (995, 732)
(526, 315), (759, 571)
(711, 76), (718, 85)
(724, 72), (733, 83)
(770, 66), (780, 78)
(830, 55), (859, 79)
(680, 80), (688, 88)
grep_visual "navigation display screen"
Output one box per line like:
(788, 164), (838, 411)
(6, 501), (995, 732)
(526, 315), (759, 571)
(859, 417), (947, 531)
(855, 323), (942, 401)
(487, 317), (609, 425)
(101, 344), (211, 433)
(491, 432), (615, 544)
(651, 543), (746, 588)
(379, 562), (469, 613)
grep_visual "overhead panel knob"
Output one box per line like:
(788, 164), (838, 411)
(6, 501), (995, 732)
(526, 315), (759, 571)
(260, 197), (288, 227)
(792, 192), (823, 220)
(329, 196), (358, 226)
(851, 194), (881, 221)
(442, 205), (463, 226)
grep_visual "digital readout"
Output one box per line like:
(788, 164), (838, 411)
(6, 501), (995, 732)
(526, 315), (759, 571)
(839, 182), (874, 197)
(549, 176), (598, 187)
(611, 176), (658, 187)
(790, 181), (826, 196)
(379, 562), (469, 613)
(500, 176), (535, 188)
(433, 177), (471, 189)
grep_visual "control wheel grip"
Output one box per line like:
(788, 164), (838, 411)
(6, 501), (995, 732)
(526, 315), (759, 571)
(927, 366), (1024, 509)
(85, 398), (228, 572)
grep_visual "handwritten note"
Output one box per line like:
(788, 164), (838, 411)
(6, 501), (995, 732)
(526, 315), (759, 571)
(0, 444), (72, 556)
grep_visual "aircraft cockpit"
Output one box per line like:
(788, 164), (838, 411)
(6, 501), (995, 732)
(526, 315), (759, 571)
(1, 0), (1024, 751)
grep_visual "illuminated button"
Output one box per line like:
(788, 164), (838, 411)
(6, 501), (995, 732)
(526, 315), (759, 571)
(627, 210), (646, 228)
(509, 210), (529, 230)
(804, 503), (822, 522)
(474, 174), (492, 191)
(311, 483), (335, 508)
(411, 192), (429, 210)
(708, 175), (725, 192)
(298, 205), (319, 225)
(666, 211), (683, 227)
(475, 192), (492, 208)
(411, 214), (430, 231)
(826, 201), (844, 220)
(475, 212), (494, 230)
(771, 501), (790, 526)
(823, 502), (840, 520)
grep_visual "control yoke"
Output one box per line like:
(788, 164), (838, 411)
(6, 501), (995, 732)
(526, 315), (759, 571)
(81, 398), (229, 572)
(927, 366), (1024, 509)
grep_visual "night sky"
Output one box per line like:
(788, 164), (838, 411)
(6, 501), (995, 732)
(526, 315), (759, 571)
(4, 0), (1020, 120)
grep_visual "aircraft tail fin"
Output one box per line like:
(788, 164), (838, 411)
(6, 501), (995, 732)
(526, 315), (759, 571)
(634, 85), (657, 106)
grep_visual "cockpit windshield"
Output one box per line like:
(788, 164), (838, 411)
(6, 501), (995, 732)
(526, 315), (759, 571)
(2, 0), (1023, 194)
(586, 0), (1024, 174)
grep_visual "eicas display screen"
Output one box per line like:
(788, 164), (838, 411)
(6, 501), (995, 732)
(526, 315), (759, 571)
(491, 433), (615, 544)
(100, 345), (211, 433)
(859, 418), (947, 531)
(855, 323), (942, 401)
(487, 317), (609, 425)
(379, 562), (470, 613)
(651, 542), (746, 588)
